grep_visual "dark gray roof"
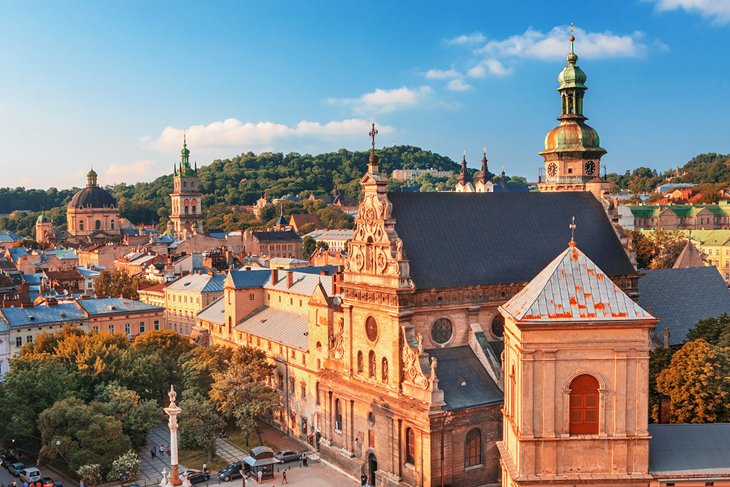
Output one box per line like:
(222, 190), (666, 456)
(649, 423), (730, 478)
(388, 192), (636, 289)
(638, 267), (730, 346)
(252, 230), (301, 242)
(427, 345), (502, 411)
(229, 269), (271, 289)
(68, 186), (117, 209)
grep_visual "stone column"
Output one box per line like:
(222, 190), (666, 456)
(164, 385), (183, 486)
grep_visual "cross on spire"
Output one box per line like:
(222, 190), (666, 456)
(569, 22), (576, 53)
(569, 216), (576, 246)
(369, 123), (378, 153)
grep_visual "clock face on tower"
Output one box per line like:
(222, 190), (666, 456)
(584, 160), (596, 175)
(547, 162), (558, 177)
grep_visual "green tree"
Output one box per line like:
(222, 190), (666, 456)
(686, 314), (730, 346)
(656, 339), (730, 423)
(92, 383), (162, 448)
(106, 450), (141, 483)
(649, 230), (687, 269)
(93, 269), (150, 299)
(302, 236), (316, 258)
(180, 345), (233, 398)
(39, 397), (133, 473)
(179, 393), (226, 460)
(76, 464), (103, 487)
(649, 347), (674, 423)
(210, 347), (277, 444)
(134, 330), (194, 398)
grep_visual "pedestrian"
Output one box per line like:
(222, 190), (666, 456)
(361, 473), (368, 487)
(151, 447), (156, 459)
(22, 481), (28, 487)
(302, 454), (308, 467)
(159, 445), (165, 456)
(281, 471), (287, 484)
(256, 469), (262, 484)
(299, 453), (305, 467)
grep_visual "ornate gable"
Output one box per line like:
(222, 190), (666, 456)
(344, 126), (413, 289)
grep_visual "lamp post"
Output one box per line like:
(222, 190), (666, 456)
(164, 385), (182, 487)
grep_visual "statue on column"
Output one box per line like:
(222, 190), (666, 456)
(164, 385), (183, 486)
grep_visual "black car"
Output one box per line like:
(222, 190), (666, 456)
(179, 470), (210, 485)
(217, 463), (246, 482)
(1, 453), (18, 468)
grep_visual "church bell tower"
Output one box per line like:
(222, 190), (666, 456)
(539, 29), (607, 193)
(169, 136), (203, 238)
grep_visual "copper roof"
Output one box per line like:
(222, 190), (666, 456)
(500, 243), (653, 323)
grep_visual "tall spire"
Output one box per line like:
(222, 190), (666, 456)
(457, 151), (471, 184)
(180, 133), (191, 175)
(367, 123), (379, 174)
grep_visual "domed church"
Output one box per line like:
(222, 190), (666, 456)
(66, 169), (120, 237)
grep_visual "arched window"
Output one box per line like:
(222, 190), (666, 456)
(192, 205), (196, 214)
(569, 374), (599, 435)
(335, 399), (342, 431)
(491, 314), (504, 338)
(381, 357), (388, 383)
(357, 351), (364, 374)
(95, 220), (101, 230)
(465, 428), (482, 467)
(110, 220), (115, 229)
(405, 428), (415, 464)
(368, 350), (376, 379)
(184, 206), (189, 214)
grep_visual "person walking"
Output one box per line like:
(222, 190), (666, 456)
(281, 471), (287, 485)
(361, 474), (367, 487)
(202, 463), (208, 474)
(302, 454), (308, 467)
(159, 445), (165, 456)
(256, 470), (262, 484)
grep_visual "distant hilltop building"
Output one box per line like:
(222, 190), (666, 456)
(391, 168), (453, 181)
(169, 136), (203, 238)
(455, 148), (495, 192)
(66, 169), (120, 238)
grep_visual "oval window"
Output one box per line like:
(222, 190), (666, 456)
(431, 318), (453, 345)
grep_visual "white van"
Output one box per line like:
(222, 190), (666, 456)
(20, 468), (42, 483)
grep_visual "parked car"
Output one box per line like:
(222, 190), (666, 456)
(1, 453), (18, 468)
(217, 462), (245, 482)
(179, 470), (209, 485)
(20, 468), (42, 483)
(8, 462), (26, 476)
(41, 476), (54, 487)
(274, 450), (301, 463)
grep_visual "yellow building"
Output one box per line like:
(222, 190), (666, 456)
(165, 273), (226, 336)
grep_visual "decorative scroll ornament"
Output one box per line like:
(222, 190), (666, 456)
(401, 327), (429, 389)
(329, 317), (345, 360)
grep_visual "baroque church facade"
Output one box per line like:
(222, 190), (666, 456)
(66, 169), (120, 238)
(169, 136), (204, 238)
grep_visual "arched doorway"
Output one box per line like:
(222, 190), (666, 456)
(367, 452), (377, 486)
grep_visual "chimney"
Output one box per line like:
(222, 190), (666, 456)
(320, 270), (329, 276)
(663, 328), (670, 349)
(271, 269), (279, 285)
(286, 271), (293, 288)
(245, 266), (251, 271)
(332, 273), (339, 296)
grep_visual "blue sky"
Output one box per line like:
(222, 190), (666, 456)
(1, 0), (729, 189)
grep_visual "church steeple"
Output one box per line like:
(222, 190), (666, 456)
(457, 151), (470, 184)
(180, 134), (193, 175)
(86, 168), (98, 188)
(539, 26), (606, 193)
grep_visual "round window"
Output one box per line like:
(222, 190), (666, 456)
(365, 316), (378, 342)
(491, 314), (505, 338)
(431, 318), (453, 345)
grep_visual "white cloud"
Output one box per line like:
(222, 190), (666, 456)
(425, 68), (462, 79)
(477, 26), (649, 60)
(447, 79), (473, 92)
(103, 159), (167, 184)
(467, 59), (512, 78)
(327, 86), (433, 114)
(648, 0), (730, 24)
(446, 32), (486, 45)
(144, 118), (394, 153)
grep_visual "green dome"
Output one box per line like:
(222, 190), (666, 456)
(558, 57), (587, 90)
(37, 213), (51, 224)
(542, 120), (605, 155)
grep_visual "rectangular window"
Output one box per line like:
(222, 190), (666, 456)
(92, 326), (99, 333)
(154, 320), (160, 330)
(15, 337), (22, 347)
(249, 293), (255, 300)
(301, 383), (306, 399)
(125, 323), (131, 335)
(26, 335), (33, 344)
(139, 321), (145, 333)
(109, 324), (115, 333)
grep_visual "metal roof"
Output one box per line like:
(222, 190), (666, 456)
(388, 192), (636, 290)
(165, 273), (225, 294)
(196, 296), (225, 325)
(252, 229), (301, 242)
(228, 269), (271, 289)
(236, 307), (309, 351)
(427, 346), (503, 410)
(304, 229), (355, 241)
(0, 302), (87, 327)
(501, 243), (653, 323)
(76, 297), (164, 316)
(265, 271), (333, 297)
(649, 423), (730, 478)
(638, 267), (730, 345)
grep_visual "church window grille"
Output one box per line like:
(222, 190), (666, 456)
(465, 428), (482, 467)
(569, 374), (600, 435)
(357, 351), (364, 374)
(405, 428), (415, 464)
(431, 318), (453, 345)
